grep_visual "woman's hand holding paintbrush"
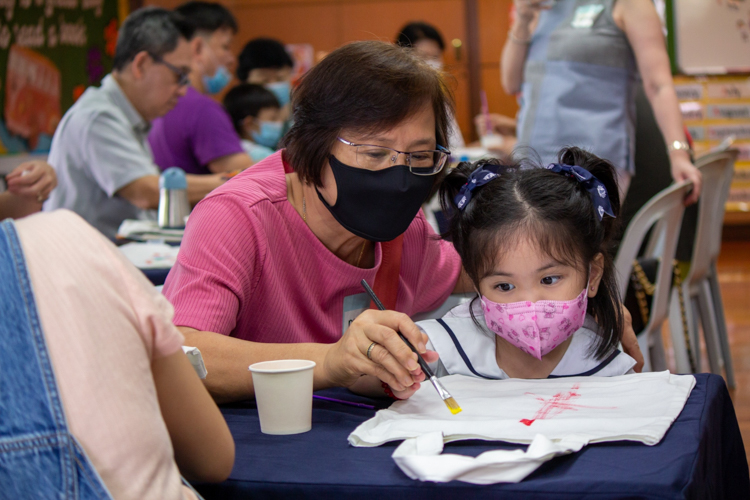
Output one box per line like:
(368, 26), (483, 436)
(322, 308), (439, 396)
(361, 280), (462, 414)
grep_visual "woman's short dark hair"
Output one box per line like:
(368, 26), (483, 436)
(223, 84), (280, 136)
(396, 21), (445, 51)
(439, 147), (623, 360)
(282, 40), (453, 187)
(236, 38), (294, 81)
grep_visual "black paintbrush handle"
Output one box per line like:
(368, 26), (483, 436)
(360, 279), (435, 378)
(398, 333), (435, 379)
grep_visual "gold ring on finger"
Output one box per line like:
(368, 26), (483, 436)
(366, 341), (378, 360)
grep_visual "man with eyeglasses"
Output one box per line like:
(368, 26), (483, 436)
(44, 7), (226, 239)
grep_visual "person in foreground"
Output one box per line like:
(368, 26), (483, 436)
(164, 41), (463, 403)
(164, 41), (644, 404)
(0, 210), (233, 498)
(383, 147), (637, 398)
(44, 7), (225, 239)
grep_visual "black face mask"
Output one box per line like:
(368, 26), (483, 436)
(316, 154), (435, 242)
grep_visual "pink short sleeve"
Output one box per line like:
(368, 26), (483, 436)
(163, 193), (265, 335)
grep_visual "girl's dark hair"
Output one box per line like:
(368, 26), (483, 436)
(223, 84), (280, 136)
(396, 21), (445, 51)
(236, 38), (294, 81)
(282, 40), (452, 187)
(439, 146), (623, 360)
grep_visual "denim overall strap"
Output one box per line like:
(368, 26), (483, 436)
(0, 219), (112, 499)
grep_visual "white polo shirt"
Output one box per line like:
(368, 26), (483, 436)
(45, 74), (158, 239)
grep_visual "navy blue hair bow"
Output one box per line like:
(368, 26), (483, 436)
(454, 165), (500, 210)
(546, 163), (615, 221)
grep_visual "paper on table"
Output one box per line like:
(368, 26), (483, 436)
(349, 372), (695, 484)
(117, 241), (179, 269)
(117, 219), (184, 243)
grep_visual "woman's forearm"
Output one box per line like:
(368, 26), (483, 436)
(644, 82), (688, 151)
(180, 327), (332, 403)
(501, 14), (536, 95)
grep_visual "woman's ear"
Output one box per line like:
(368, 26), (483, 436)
(587, 253), (605, 298)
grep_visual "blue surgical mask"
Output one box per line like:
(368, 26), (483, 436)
(250, 121), (284, 148)
(265, 80), (291, 106)
(202, 66), (231, 95)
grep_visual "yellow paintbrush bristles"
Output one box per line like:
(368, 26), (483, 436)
(444, 397), (462, 415)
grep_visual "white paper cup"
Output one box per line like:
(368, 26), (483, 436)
(249, 359), (316, 435)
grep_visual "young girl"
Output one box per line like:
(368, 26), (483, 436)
(223, 83), (284, 162)
(410, 146), (636, 391)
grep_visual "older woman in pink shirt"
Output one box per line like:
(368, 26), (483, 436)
(164, 40), (643, 404)
(163, 41), (464, 403)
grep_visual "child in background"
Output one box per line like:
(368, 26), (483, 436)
(223, 83), (284, 162)
(393, 147), (636, 398)
(236, 38), (294, 126)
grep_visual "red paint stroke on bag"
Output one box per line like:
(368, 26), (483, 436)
(519, 384), (616, 426)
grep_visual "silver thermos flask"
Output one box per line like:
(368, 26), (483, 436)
(158, 167), (189, 229)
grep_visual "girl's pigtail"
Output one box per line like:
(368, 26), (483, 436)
(557, 147), (622, 242)
(438, 161), (473, 241)
(557, 147), (624, 360)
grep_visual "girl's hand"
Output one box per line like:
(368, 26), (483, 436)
(323, 309), (439, 392)
(6, 160), (57, 203)
(670, 154), (702, 206)
(620, 306), (644, 373)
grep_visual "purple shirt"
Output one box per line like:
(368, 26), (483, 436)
(148, 87), (244, 175)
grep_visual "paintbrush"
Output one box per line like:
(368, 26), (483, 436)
(360, 279), (462, 415)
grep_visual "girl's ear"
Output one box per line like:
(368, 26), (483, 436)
(587, 253), (605, 298)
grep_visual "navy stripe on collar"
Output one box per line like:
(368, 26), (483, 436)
(437, 318), (622, 380)
(437, 319), (499, 380)
(546, 349), (621, 378)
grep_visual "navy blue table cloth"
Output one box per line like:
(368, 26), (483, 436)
(140, 267), (171, 286)
(196, 373), (749, 499)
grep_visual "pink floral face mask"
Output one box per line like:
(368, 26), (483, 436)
(481, 288), (588, 360)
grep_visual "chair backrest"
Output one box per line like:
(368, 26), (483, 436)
(615, 181), (693, 332)
(687, 150), (738, 284)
